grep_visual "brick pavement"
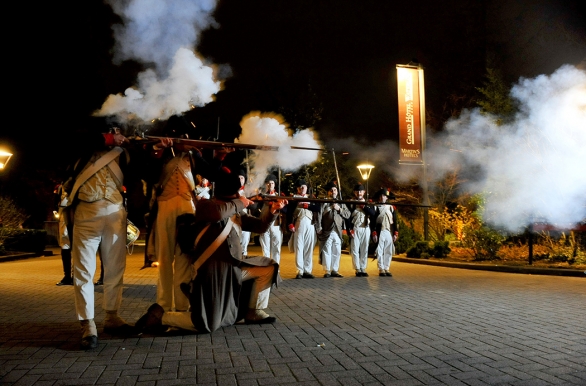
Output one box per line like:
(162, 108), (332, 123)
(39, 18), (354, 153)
(1, 244), (585, 385)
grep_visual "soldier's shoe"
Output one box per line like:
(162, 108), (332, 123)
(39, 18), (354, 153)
(302, 272), (315, 278)
(295, 273), (303, 279)
(385, 271), (393, 277)
(245, 309), (276, 324)
(323, 273), (331, 278)
(56, 277), (73, 286)
(362, 272), (369, 277)
(135, 303), (165, 334)
(103, 312), (135, 335)
(80, 319), (98, 350)
(331, 271), (343, 277)
(379, 272), (386, 277)
(81, 335), (98, 350)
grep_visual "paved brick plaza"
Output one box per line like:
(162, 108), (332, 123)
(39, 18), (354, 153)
(1, 244), (585, 385)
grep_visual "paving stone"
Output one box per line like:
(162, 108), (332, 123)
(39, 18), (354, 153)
(1, 245), (584, 385)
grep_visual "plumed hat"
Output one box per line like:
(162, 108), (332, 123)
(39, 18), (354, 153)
(214, 169), (242, 198)
(296, 179), (307, 187)
(353, 184), (365, 191)
(373, 188), (396, 200)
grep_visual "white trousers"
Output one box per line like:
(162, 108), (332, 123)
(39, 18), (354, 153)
(241, 231), (251, 256)
(155, 196), (194, 311)
(162, 264), (275, 331)
(350, 226), (370, 271)
(259, 224), (282, 263)
(376, 229), (394, 271)
(72, 200), (126, 320)
(294, 216), (315, 274)
(320, 232), (341, 273)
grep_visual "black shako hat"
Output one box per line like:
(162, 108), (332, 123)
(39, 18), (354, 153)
(264, 174), (277, 183)
(373, 188), (396, 200)
(296, 179), (307, 187)
(237, 169), (247, 184)
(214, 169), (241, 198)
(325, 181), (337, 191)
(353, 184), (365, 191)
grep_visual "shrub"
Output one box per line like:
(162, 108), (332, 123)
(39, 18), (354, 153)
(395, 217), (423, 254)
(406, 241), (430, 258)
(431, 240), (451, 258)
(462, 225), (504, 261)
(3, 229), (47, 253)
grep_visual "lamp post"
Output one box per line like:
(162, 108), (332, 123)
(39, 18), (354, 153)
(357, 164), (374, 199)
(0, 150), (13, 170)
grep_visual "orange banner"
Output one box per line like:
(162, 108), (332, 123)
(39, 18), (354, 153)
(397, 66), (423, 163)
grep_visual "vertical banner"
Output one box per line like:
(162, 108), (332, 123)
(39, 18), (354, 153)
(397, 65), (424, 164)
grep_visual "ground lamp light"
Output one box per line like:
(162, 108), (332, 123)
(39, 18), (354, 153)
(357, 164), (374, 199)
(0, 150), (13, 170)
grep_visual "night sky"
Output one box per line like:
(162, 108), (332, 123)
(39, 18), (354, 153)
(2, 0), (585, 226)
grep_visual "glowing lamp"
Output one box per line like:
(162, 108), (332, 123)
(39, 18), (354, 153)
(357, 164), (374, 198)
(357, 164), (374, 180)
(0, 150), (13, 169)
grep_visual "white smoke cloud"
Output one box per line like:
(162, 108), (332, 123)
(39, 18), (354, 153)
(237, 112), (323, 194)
(94, 0), (223, 124)
(432, 64), (586, 232)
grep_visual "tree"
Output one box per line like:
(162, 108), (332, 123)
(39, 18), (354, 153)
(475, 67), (515, 124)
(0, 196), (29, 253)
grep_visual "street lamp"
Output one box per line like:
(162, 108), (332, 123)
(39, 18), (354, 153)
(357, 164), (374, 199)
(0, 150), (13, 170)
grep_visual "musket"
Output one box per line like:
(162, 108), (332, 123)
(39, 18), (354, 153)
(249, 195), (431, 208)
(145, 136), (324, 151)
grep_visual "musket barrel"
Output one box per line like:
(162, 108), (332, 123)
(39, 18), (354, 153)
(145, 136), (323, 151)
(250, 195), (430, 208)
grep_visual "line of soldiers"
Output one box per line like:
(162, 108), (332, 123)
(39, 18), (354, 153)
(250, 175), (400, 279)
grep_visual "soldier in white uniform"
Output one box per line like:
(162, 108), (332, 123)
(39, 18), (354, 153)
(286, 179), (320, 279)
(258, 174), (284, 263)
(346, 184), (376, 277)
(237, 169), (252, 257)
(150, 149), (197, 313)
(67, 123), (167, 350)
(371, 188), (399, 277)
(315, 182), (351, 278)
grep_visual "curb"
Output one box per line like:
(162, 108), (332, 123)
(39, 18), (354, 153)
(0, 251), (42, 263)
(3, 247), (585, 277)
(392, 256), (586, 277)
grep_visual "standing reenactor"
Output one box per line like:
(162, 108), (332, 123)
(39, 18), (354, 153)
(238, 169), (253, 257)
(315, 181), (351, 277)
(287, 179), (320, 279)
(258, 174), (284, 263)
(371, 188), (399, 277)
(346, 184), (376, 277)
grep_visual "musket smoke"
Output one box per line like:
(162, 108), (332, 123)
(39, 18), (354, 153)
(93, 0), (223, 124)
(238, 112), (322, 193)
(431, 64), (586, 232)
